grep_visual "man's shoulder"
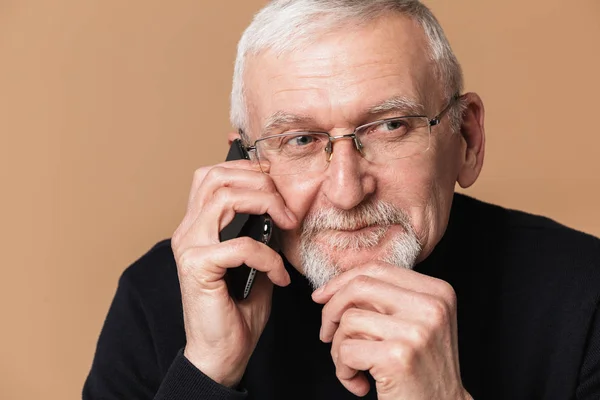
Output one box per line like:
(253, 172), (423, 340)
(455, 193), (600, 285)
(457, 192), (600, 251)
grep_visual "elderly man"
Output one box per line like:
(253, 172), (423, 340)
(83, 1), (600, 399)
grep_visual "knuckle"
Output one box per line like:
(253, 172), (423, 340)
(426, 297), (450, 327)
(171, 228), (182, 248)
(231, 236), (258, 253)
(350, 274), (373, 292)
(265, 191), (285, 211)
(193, 166), (211, 185)
(340, 307), (361, 327)
(204, 165), (226, 182)
(268, 249), (284, 270)
(431, 278), (456, 304)
(388, 343), (404, 363)
(177, 248), (199, 276)
(408, 324), (431, 348)
(377, 375), (395, 394)
(213, 186), (233, 205)
(258, 173), (277, 193)
(438, 280), (458, 307)
(388, 341), (411, 367)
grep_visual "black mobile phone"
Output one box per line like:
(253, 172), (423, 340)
(220, 139), (278, 300)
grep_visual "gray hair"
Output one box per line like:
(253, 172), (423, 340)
(230, 0), (465, 134)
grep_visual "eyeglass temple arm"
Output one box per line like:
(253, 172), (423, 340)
(237, 129), (257, 151)
(429, 93), (461, 126)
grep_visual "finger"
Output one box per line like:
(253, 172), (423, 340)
(334, 309), (434, 372)
(238, 268), (273, 306)
(338, 371), (369, 397)
(312, 262), (455, 306)
(319, 275), (439, 342)
(337, 339), (379, 386)
(334, 308), (399, 341)
(187, 160), (263, 209)
(330, 330), (370, 397)
(178, 161), (282, 240)
(182, 187), (298, 248)
(188, 162), (274, 217)
(339, 338), (425, 392)
(237, 271), (275, 333)
(176, 237), (291, 289)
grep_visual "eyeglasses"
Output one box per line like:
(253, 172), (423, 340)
(240, 94), (460, 177)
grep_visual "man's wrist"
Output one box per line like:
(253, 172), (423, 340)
(183, 346), (243, 389)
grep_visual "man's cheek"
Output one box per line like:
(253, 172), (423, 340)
(385, 164), (433, 203)
(273, 175), (322, 222)
(385, 164), (438, 234)
(273, 175), (322, 263)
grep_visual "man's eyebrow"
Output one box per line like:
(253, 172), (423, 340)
(260, 96), (425, 136)
(367, 96), (426, 116)
(262, 111), (316, 137)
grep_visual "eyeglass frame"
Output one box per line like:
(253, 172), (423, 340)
(239, 93), (462, 162)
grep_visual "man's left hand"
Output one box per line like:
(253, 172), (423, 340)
(311, 262), (472, 400)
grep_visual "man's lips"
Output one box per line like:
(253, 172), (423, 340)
(332, 224), (387, 233)
(310, 225), (395, 252)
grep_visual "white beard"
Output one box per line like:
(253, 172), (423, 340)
(299, 200), (422, 290)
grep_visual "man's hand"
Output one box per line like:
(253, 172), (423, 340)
(311, 263), (471, 400)
(171, 159), (297, 388)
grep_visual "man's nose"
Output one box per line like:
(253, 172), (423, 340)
(321, 138), (376, 210)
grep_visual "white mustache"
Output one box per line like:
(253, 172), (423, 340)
(301, 201), (417, 250)
(302, 200), (413, 234)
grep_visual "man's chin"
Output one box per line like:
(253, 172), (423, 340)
(318, 245), (391, 272)
(299, 224), (421, 289)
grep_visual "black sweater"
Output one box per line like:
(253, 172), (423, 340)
(82, 194), (600, 399)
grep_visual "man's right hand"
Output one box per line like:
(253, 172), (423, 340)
(170, 159), (297, 388)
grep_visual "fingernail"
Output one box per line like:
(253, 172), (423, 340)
(319, 326), (324, 341)
(285, 272), (292, 286)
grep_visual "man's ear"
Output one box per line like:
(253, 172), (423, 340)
(227, 131), (242, 146)
(457, 92), (486, 189)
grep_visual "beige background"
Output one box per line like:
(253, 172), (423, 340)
(0, 0), (598, 399)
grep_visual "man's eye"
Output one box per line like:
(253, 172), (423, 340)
(286, 135), (315, 146)
(367, 119), (410, 136)
(382, 119), (408, 131)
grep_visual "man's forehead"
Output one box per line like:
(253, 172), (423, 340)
(243, 14), (436, 131)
